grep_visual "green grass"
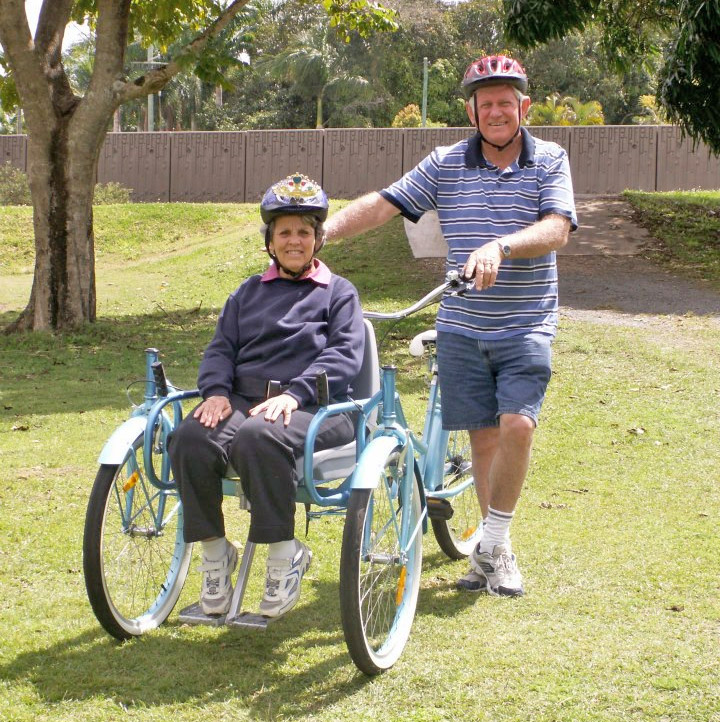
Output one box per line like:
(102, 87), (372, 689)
(1, 197), (720, 721)
(624, 189), (720, 289)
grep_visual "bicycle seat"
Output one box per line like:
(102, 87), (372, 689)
(409, 329), (437, 357)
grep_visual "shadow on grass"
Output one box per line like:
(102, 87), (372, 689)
(1, 577), (373, 715)
(2, 548), (483, 716)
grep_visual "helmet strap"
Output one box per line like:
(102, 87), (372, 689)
(269, 254), (314, 279)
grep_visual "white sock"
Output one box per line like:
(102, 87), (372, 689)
(202, 537), (227, 561)
(480, 507), (513, 554)
(268, 538), (297, 560)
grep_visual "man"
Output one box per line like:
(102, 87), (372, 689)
(323, 55), (577, 597)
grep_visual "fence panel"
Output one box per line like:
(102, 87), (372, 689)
(402, 127), (473, 174)
(9, 126), (718, 202)
(323, 129), (403, 199)
(532, 127), (572, 155)
(244, 131), (323, 202)
(656, 126), (720, 192)
(170, 132), (246, 202)
(0, 135), (27, 171)
(570, 126), (656, 194)
(98, 133), (171, 201)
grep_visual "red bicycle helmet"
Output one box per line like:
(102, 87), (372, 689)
(461, 55), (528, 100)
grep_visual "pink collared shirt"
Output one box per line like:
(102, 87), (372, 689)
(260, 259), (332, 287)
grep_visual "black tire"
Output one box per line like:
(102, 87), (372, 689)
(83, 435), (192, 640)
(339, 446), (423, 675)
(431, 429), (483, 559)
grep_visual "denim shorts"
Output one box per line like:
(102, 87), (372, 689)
(436, 330), (553, 430)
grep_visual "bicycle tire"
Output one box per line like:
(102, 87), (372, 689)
(83, 434), (192, 640)
(431, 429), (483, 559)
(339, 446), (422, 675)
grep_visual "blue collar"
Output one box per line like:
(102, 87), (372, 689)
(465, 127), (536, 169)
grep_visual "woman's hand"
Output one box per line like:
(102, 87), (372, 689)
(193, 395), (232, 428)
(249, 393), (299, 427)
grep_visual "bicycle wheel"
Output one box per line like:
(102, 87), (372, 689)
(83, 434), (192, 640)
(339, 445), (423, 675)
(431, 429), (483, 559)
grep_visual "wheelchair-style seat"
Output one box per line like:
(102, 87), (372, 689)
(223, 318), (379, 489)
(181, 319), (380, 628)
(295, 318), (379, 483)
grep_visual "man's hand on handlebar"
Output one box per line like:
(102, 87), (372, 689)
(462, 242), (503, 291)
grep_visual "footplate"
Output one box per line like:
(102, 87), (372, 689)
(226, 612), (270, 630)
(178, 539), (271, 630)
(178, 602), (228, 627)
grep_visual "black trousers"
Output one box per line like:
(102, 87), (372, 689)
(168, 394), (355, 544)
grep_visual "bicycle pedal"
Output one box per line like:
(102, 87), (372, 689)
(426, 497), (454, 520)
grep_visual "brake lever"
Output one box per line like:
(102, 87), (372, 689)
(446, 276), (475, 297)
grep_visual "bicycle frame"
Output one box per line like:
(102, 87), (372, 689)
(362, 271), (476, 503)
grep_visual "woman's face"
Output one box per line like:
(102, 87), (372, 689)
(268, 215), (316, 277)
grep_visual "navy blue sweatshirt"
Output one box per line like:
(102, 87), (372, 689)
(197, 261), (364, 407)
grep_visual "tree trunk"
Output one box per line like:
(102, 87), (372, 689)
(316, 94), (323, 129)
(0, 0), (252, 332)
(10, 117), (102, 331)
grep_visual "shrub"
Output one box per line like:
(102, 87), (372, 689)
(392, 104), (422, 128)
(0, 163), (132, 205)
(0, 162), (32, 205)
(93, 181), (132, 204)
(391, 104), (447, 128)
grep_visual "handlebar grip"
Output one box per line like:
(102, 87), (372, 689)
(315, 371), (329, 406)
(151, 361), (169, 397)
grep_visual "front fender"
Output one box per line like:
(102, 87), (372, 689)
(97, 416), (147, 465)
(350, 435), (402, 490)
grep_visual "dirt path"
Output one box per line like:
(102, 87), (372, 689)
(558, 196), (720, 325)
(415, 195), (719, 328)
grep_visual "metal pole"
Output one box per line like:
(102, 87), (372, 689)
(147, 45), (154, 132)
(421, 57), (428, 128)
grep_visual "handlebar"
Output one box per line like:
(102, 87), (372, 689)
(363, 271), (472, 321)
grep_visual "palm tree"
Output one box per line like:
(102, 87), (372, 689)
(527, 93), (604, 126)
(262, 25), (370, 128)
(527, 93), (572, 126)
(563, 97), (604, 125)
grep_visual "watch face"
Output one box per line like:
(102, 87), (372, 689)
(502, 244), (511, 257)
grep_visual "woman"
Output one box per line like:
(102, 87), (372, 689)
(169, 174), (364, 618)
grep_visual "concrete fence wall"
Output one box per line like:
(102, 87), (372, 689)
(2, 125), (718, 202)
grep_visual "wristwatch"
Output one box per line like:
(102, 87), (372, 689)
(496, 241), (512, 258)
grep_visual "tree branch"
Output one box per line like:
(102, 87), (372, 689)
(35, 0), (74, 60)
(0, 0), (56, 132)
(114, 0), (253, 105)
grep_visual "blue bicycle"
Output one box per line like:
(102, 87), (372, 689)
(83, 271), (483, 675)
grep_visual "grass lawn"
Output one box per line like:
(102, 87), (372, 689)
(624, 189), (720, 290)
(1, 196), (719, 721)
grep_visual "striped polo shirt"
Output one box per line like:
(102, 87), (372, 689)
(380, 128), (577, 340)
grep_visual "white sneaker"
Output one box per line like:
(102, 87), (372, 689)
(259, 539), (312, 618)
(198, 540), (238, 615)
(470, 543), (524, 597)
(456, 567), (487, 592)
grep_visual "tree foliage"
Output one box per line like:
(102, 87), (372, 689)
(658, 0), (720, 152)
(502, 0), (720, 153)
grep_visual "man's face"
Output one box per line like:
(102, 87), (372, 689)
(465, 84), (531, 147)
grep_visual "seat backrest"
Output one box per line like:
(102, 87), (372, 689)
(352, 319), (380, 401)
